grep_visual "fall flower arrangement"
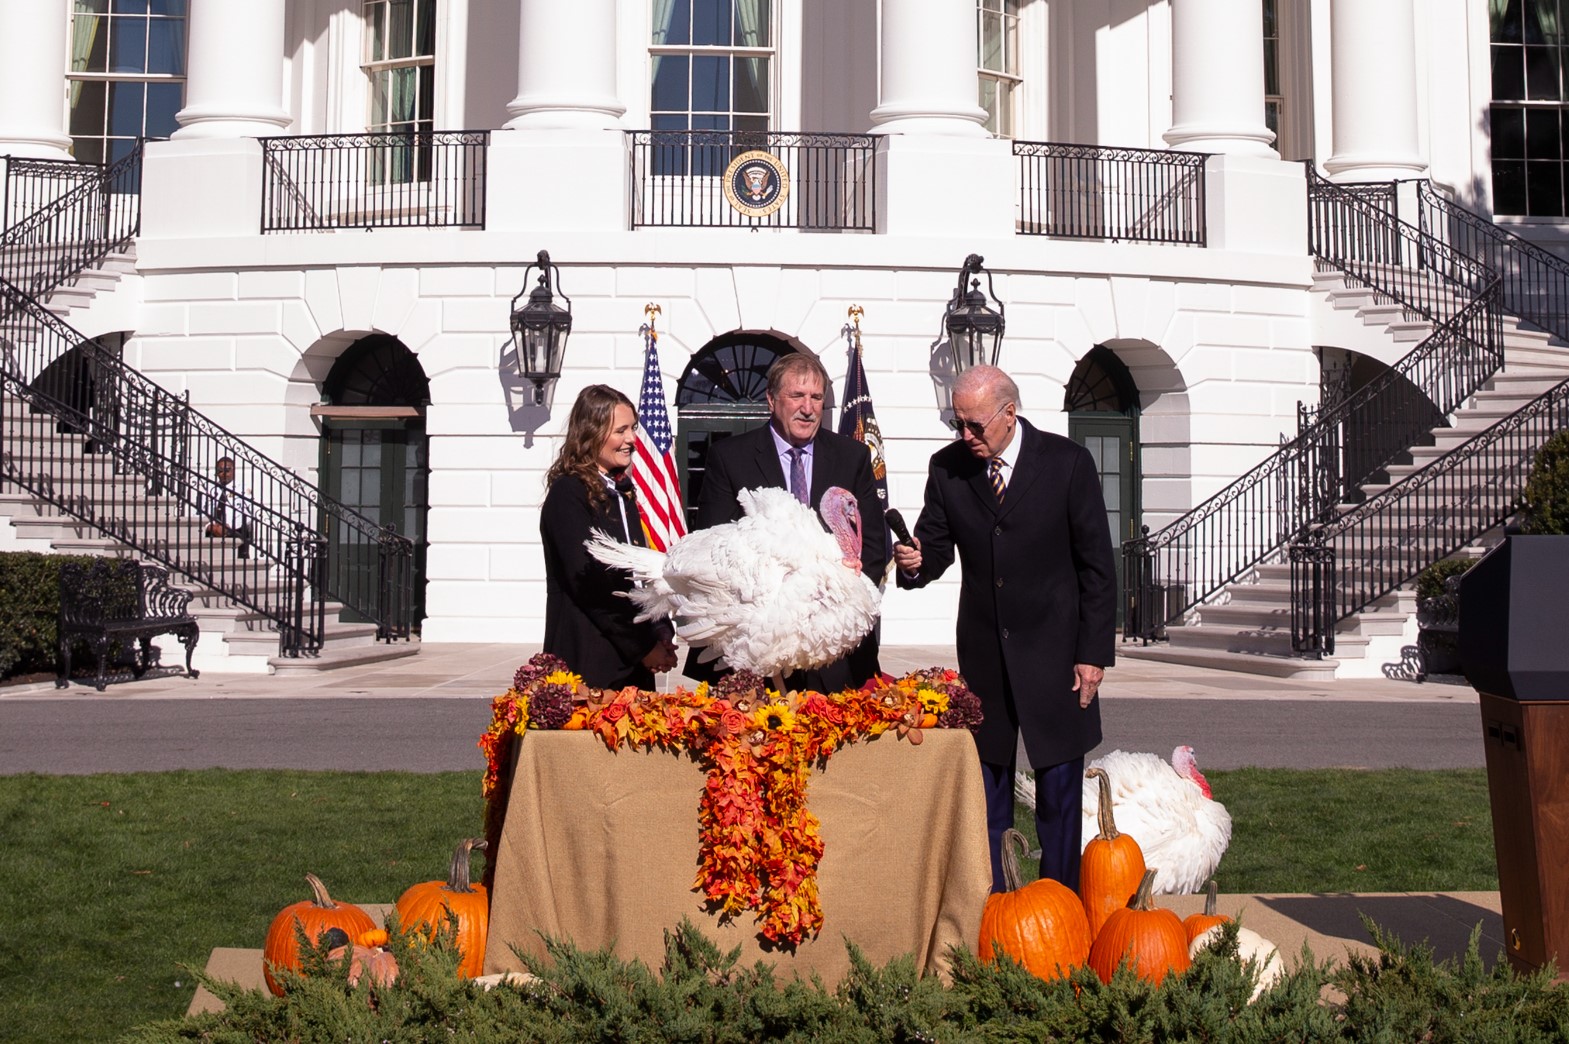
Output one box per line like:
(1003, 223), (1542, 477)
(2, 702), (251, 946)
(480, 655), (982, 945)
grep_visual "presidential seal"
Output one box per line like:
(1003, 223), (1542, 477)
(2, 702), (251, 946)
(722, 150), (790, 218)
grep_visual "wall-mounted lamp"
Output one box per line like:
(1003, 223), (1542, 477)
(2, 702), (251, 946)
(509, 249), (573, 405)
(939, 253), (1005, 375)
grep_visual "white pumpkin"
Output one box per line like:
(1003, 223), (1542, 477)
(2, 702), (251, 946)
(1190, 924), (1284, 1002)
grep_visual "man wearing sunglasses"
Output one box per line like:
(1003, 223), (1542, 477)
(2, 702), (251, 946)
(893, 365), (1117, 895)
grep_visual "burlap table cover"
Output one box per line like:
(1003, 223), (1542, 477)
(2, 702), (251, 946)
(483, 728), (991, 984)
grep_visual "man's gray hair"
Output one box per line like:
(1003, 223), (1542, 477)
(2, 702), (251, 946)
(953, 365), (1020, 409)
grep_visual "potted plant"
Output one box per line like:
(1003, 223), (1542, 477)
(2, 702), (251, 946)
(1414, 558), (1475, 677)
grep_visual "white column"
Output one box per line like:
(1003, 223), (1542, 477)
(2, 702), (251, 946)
(505, 0), (624, 129)
(1324, 0), (1426, 180)
(1164, 0), (1275, 156)
(869, 0), (988, 135)
(0, 0), (72, 158)
(172, 0), (290, 138)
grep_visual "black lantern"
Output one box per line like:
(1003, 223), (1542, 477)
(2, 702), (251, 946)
(940, 253), (1005, 374)
(509, 249), (573, 405)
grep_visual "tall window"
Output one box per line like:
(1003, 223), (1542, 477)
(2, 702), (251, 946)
(67, 0), (187, 166)
(363, 0), (436, 182)
(977, 0), (1020, 137)
(1491, 0), (1569, 216)
(1263, 0), (1282, 146)
(650, 0), (773, 173)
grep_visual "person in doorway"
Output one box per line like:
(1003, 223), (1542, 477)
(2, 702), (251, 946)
(540, 384), (678, 688)
(685, 352), (886, 693)
(203, 456), (253, 560)
(893, 365), (1117, 893)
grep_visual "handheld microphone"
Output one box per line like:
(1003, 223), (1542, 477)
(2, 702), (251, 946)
(885, 508), (913, 546)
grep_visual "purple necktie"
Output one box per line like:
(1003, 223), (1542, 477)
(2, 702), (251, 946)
(788, 448), (808, 505)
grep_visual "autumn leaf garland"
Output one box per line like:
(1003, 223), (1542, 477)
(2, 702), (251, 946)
(481, 654), (982, 946)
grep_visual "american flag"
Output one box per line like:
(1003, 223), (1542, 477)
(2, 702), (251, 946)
(839, 309), (891, 558)
(630, 321), (686, 551)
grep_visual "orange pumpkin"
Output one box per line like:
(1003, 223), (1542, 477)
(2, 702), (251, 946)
(262, 873), (378, 996)
(1087, 869), (1192, 985)
(978, 828), (1092, 980)
(1079, 767), (1147, 938)
(395, 837), (490, 978)
(1183, 879), (1230, 944)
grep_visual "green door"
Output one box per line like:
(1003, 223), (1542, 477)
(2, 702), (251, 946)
(1069, 413), (1138, 628)
(321, 420), (429, 627)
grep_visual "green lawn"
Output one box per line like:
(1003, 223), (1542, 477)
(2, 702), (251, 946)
(0, 768), (1496, 1043)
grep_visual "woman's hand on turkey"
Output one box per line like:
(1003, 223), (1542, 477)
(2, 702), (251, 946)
(893, 536), (922, 574)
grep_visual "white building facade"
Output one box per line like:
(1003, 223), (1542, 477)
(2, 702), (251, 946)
(0, 0), (1551, 676)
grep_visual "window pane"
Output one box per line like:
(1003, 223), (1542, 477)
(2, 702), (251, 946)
(145, 80), (182, 137)
(149, 0), (186, 14)
(979, 77), (999, 135)
(733, 56), (767, 113)
(71, 137), (105, 165)
(72, 14), (110, 73)
(416, 0), (435, 56)
(110, 14), (149, 73)
(654, 0), (691, 44)
(69, 79), (108, 137)
(1528, 106), (1563, 157)
(389, 66), (418, 123)
(691, 54), (727, 112)
(1526, 44), (1562, 99)
(736, 0), (769, 47)
(112, 0), (149, 13)
(651, 54), (690, 112)
(370, 69), (390, 126)
(1528, 159), (1564, 214)
(1494, 159), (1527, 213)
(1494, 46), (1525, 99)
(388, 0), (415, 59)
(146, 17), (184, 75)
(369, 1), (387, 61)
(1494, 106), (1526, 158)
(980, 11), (1002, 71)
(1264, 37), (1279, 95)
(107, 80), (146, 137)
(692, 0), (730, 46)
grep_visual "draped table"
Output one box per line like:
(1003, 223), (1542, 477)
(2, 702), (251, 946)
(482, 729), (991, 984)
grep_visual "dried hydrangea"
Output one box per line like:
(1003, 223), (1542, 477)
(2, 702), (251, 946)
(513, 652), (569, 692)
(714, 669), (769, 704)
(527, 682), (577, 730)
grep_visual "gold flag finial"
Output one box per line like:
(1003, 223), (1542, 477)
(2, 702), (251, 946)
(644, 302), (661, 327)
(847, 303), (863, 329)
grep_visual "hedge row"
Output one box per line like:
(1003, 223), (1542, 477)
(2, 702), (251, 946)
(0, 551), (136, 680)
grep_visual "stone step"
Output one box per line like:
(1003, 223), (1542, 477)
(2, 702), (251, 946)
(267, 639), (421, 675)
(1116, 640), (1340, 680)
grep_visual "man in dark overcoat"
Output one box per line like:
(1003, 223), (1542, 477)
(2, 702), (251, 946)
(894, 365), (1117, 893)
(686, 351), (886, 692)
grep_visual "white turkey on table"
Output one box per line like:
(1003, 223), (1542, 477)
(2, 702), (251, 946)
(584, 485), (880, 694)
(1015, 744), (1232, 895)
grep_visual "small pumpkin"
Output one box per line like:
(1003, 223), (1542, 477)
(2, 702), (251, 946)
(327, 939), (400, 989)
(1079, 767), (1148, 938)
(1183, 879), (1229, 944)
(1087, 868), (1191, 985)
(395, 837), (490, 978)
(977, 828), (1092, 980)
(262, 873), (378, 996)
(1190, 923), (1283, 1002)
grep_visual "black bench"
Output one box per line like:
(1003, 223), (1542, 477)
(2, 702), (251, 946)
(57, 559), (201, 691)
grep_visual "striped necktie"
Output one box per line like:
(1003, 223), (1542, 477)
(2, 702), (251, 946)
(788, 448), (809, 505)
(989, 457), (1006, 504)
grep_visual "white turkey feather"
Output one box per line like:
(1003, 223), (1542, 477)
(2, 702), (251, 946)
(585, 486), (880, 680)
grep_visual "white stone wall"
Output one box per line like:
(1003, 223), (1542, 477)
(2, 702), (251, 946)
(108, 222), (1315, 645)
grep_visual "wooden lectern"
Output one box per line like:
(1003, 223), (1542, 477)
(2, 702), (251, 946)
(1460, 535), (1569, 979)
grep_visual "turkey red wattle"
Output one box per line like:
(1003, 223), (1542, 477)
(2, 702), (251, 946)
(820, 486), (864, 569)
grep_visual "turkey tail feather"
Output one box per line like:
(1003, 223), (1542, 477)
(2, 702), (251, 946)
(584, 529), (665, 582)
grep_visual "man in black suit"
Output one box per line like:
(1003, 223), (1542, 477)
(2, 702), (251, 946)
(893, 365), (1117, 894)
(687, 352), (886, 692)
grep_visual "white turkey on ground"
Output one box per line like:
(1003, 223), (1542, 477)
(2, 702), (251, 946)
(585, 485), (880, 694)
(1015, 744), (1232, 895)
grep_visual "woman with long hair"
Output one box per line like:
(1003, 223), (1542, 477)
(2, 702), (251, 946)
(540, 384), (677, 687)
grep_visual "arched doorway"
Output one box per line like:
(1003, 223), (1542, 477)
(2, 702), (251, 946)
(1065, 345), (1141, 624)
(317, 335), (431, 628)
(672, 332), (799, 532)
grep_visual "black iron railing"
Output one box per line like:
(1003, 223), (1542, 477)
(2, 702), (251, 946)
(0, 279), (415, 655)
(3, 155), (102, 232)
(627, 129), (877, 230)
(1291, 377), (1569, 655)
(1, 143), (142, 304)
(1013, 141), (1208, 245)
(260, 130), (490, 232)
(1121, 170), (1503, 643)
(1417, 180), (1569, 344)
